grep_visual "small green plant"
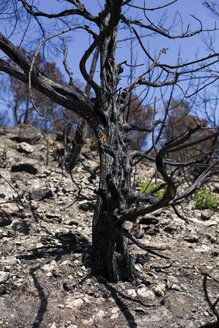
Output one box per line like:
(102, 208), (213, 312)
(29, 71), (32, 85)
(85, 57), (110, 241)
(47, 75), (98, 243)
(138, 178), (166, 198)
(2, 143), (9, 155)
(193, 189), (219, 211)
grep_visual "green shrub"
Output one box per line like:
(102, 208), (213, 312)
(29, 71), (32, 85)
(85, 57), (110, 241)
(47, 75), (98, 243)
(138, 178), (166, 198)
(193, 189), (219, 211)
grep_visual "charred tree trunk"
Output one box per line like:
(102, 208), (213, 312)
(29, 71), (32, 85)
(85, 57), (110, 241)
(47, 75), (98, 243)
(92, 207), (136, 282)
(91, 0), (136, 282)
(91, 121), (136, 282)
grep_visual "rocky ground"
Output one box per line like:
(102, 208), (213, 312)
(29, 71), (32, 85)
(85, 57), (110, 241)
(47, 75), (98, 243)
(0, 125), (218, 328)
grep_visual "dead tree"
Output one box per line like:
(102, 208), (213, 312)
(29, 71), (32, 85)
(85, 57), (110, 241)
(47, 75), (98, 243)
(0, 0), (218, 282)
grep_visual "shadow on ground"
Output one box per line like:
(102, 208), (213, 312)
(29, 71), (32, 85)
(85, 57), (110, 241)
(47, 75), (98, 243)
(17, 232), (91, 328)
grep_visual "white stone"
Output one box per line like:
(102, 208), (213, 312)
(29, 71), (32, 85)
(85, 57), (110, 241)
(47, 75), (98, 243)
(50, 323), (57, 328)
(110, 307), (120, 319)
(66, 298), (84, 309)
(168, 276), (179, 284)
(0, 271), (9, 283)
(40, 260), (57, 272)
(135, 263), (142, 272)
(83, 296), (90, 303)
(194, 245), (211, 252)
(18, 142), (34, 153)
(60, 260), (71, 266)
(96, 310), (105, 318)
(137, 287), (155, 300)
(127, 289), (137, 297)
(152, 282), (166, 297)
(82, 318), (94, 325)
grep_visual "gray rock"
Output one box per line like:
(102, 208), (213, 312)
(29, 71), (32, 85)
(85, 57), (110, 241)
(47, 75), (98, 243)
(0, 271), (9, 283)
(152, 282), (167, 297)
(11, 124), (41, 144)
(0, 203), (21, 227)
(17, 142), (34, 153)
(0, 203), (23, 217)
(137, 286), (155, 300)
(40, 260), (57, 273)
(50, 324), (57, 328)
(184, 235), (199, 243)
(201, 209), (214, 221)
(30, 187), (53, 201)
(65, 297), (84, 309)
(63, 281), (75, 291)
(127, 289), (137, 297)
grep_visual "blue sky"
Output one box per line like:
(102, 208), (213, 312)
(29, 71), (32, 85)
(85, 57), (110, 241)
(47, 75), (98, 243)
(0, 0), (218, 124)
(38, 2), (217, 75)
(36, 1), (218, 78)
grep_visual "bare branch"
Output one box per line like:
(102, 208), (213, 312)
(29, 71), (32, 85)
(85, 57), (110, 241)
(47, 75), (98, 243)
(169, 160), (218, 204)
(28, 26), (90, 117)
(0, 32), (91, 119)
(121, 14), (219, 39)
(19, 0), (98, 22)
(126, 0), (178, 12)
(62, 39), (86, 98)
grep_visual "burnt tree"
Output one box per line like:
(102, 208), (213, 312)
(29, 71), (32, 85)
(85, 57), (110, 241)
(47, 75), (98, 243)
(0, 0), (218, 282)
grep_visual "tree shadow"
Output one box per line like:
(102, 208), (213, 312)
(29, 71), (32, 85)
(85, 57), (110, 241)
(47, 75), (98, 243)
(199, 273), (219, 328)
(29, 265), (48, 328)
(199, 321), (219, 328)
(97, 278), (137, 328)
(17, 232), (91, 328)
(17, 230), (159, 328)
(96, 276), (156, 328)
(12, 219), (30, 235)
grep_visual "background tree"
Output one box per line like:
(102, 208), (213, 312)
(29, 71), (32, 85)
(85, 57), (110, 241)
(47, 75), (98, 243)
(0, 50), (81, 134)
(0, 0), (218, 282)
(160, 98), (218, 180)
(123, 92), (153, 150)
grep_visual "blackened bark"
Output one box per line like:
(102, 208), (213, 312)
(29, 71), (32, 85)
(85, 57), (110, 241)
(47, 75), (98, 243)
(91, 0), (136, 282)
(91, 120), (136, 282)
(92, 200), (136, 282)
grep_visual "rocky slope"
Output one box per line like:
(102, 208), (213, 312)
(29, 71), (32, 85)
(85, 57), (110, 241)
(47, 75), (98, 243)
(0, 125), (218, 328)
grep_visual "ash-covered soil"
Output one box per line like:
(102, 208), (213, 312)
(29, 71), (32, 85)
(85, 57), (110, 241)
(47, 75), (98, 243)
(0, 125), (218, 328)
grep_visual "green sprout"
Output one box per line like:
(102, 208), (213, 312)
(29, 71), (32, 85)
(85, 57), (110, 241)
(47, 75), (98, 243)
(193, 189), (219, 211)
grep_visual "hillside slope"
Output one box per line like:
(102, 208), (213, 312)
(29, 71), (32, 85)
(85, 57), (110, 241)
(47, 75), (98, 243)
(0, 125), (218, 328)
